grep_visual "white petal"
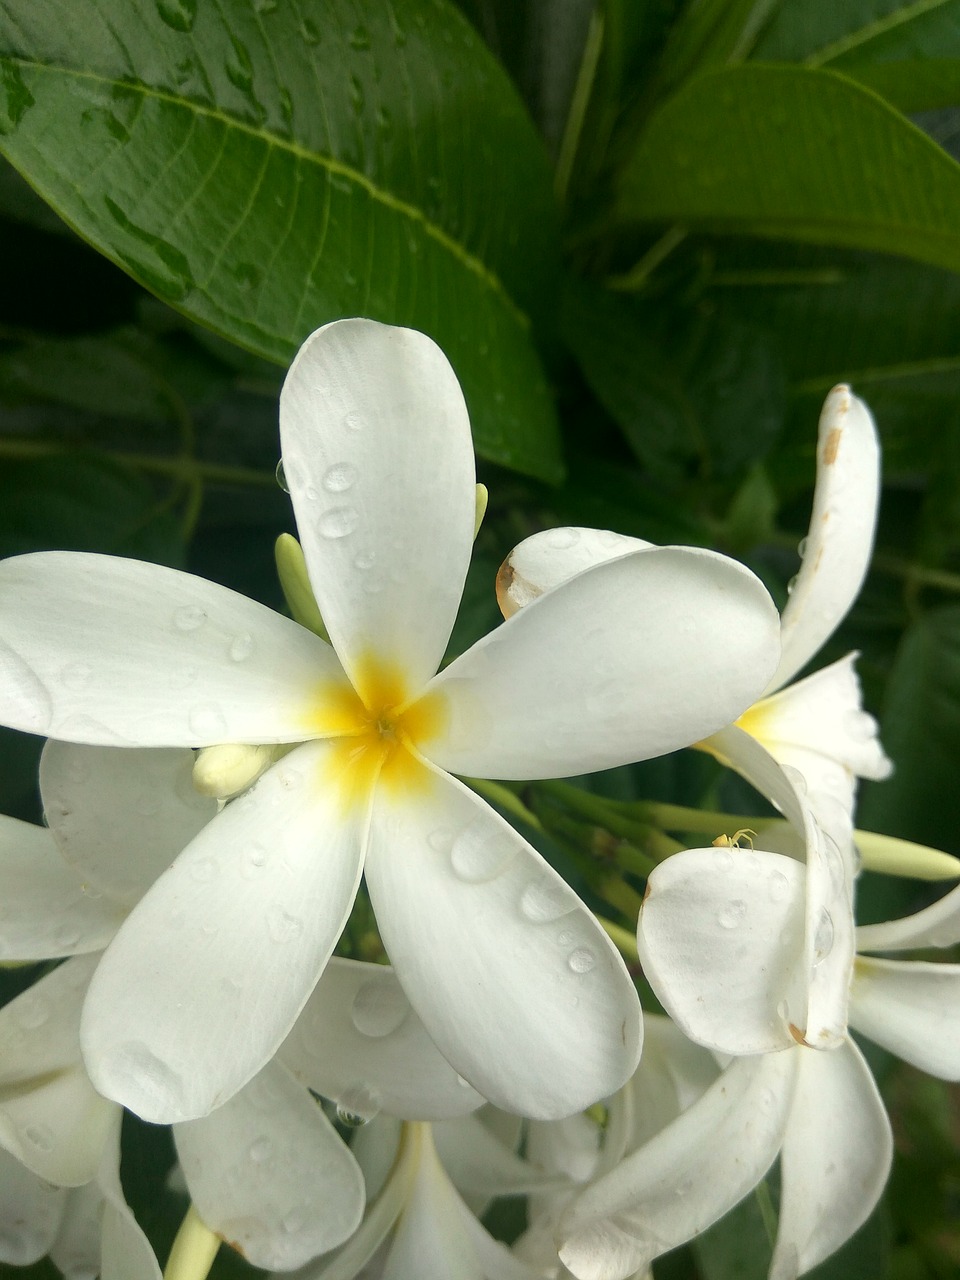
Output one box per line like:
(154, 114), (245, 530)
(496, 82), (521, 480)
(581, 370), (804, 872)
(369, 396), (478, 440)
(278, 958), (484, 1121)
(0, 815), (123, 960)
(96, 1120), (163, 1280)
(771, 387), (880, 690)
(0, 1145), (66, 1263)
(174, 1059), (364, 1270)
(626, 1015), (719, 1150)
(703, 727), (856, 1049)
(49, 1180), (104, 1279)
(496, 529), (653, 619)
(849, 957), (960, 1080)
(770, 1040), (891, 1280)
(0, 552), (345, 744)
(426, 547), (780, 779)
(741, 653), (892, 787)
(558, 1052), (796, 1280)
(0, 955), (117, 1186)
(80, 742), (366, 1122)
(856, 880), (960, 952)
(41, 742), (217, 908)
(365, 765), (642, 1119)
(281, 319), (475, 700)
(434, 1114), (565, 1197)
(637, 847), (807, 1054)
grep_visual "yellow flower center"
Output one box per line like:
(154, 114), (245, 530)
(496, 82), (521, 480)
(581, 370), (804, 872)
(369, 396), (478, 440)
(305, 653), (446, 811)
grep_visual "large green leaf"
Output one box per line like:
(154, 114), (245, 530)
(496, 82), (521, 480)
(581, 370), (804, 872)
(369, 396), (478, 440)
(752, 0), (960, 112)
(0, 0), (562, 480)
(615, 64), (960, 275)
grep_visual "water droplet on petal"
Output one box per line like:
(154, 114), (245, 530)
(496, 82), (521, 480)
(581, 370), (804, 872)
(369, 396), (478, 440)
(567, 947), (596, 974)
(336, 1083), (381, 1127)
(713, 846), (734, 872)
(188, 704), (227, 739)
(781, 764), (807, 795)
(342, 410), (363, 432)
(317, 507), (360, 539)
(786, 574), (798, 596)
(797, 536), (808, 558)
(14, 994), (49, 1030)
(768, 870), (790, 902)
(267, 905), (303, 942)
(282, 1205), (310, 1234)
(156, 0), (197, 32)
(546, 528), (580, 551)
(354, 548), (376, 571)
(275, 459), (290, 492)
(174, 605), (206, 631)
(717, 899), (747, 930)
(351, 975), (409, 1037)
(278, 768), (302, 790)
(228, 632), (254, 662)
(813, 908), (835, 963)
(22, 1123), (55, 1153)
(449, 818), (516, 883)
(249, 1136), (273, 1163)
(322, 462), (358, 493)
(519, 878), (575, 924)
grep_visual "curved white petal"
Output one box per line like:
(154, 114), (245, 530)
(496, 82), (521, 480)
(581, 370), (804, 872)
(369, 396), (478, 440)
(80, 742), (367, 1122)
(770, 1040), (891, 1280)
(741, 653), (892, 790)
(0, 1145), (66, 1264)
(0, 955), (117, 1186)
(49, 1180), (103, 1280)
(41, 743), (217, 908)
(626, 1015), (719, 1150)
(434, 1114), (566, 1198)
(771, 387), (880, 691)
(278, 958), (484, 1121)
(96, 1119), (163, 1280)
(558, 1052), (796, 1280)
(496, 529), (653, 619)
(0, 816), (123, 960)
(365, 764), (642, 1119)
(638, 846), (807, 1055)
(281, 319), (475, 701)
(174, 1059), (364, 1270)
(849, 957), (960, 1080)
(426, 547), (780, 780)
(856, 880), (960, 952)
(0, 552), (346, 745)
(703, 727), (856, 1049)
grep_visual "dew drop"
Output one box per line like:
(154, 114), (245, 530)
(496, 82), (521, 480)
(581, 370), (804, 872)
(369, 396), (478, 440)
(813, 908), (835, 964)
(349, 75), (364, 111)
(14, 994), (49, 1030)
(781, 764), (807, 795)
(174, 605), (206, 631)
(232, 261), (260, 291)
(190, 857), (218, 883)
(768, 870), (790, 903)
(713, 846), (734, 873)
(449, 819), (516, 883)
(188, 703), (228, 738)
(519, 878), (574, 924)
(241, 843), (267, 878)
(267, 904), (303, 942)
(546, 528), (580, 551)
(254, 0), (278, 10)
(351, 975), (409, 1037)
(278, 87), (294, 125)
(717, 899), (747, 930)
(249, 1136), (273, 1163)
(318, 506), (360, 539)
(278, 768), (302, 790)
(797, 536), (808, 558)
(567, 947), (596, 974)
(349, 24), (371, 49)
(22, 1123), (55, 1152)
(354, 548), (377, 571)
(225, 38), (255, 93)
(427, 826), (454, 854)
(300, 18), (320, 43)
(60, 661), (92, 691)
(786, 574), (798, 596)
(156, 0), (197, 32)
(323, 462), (358, 493)
(282, 1205), (309, 1234)
(342, 410), (363, 431)
(229, 632), (254, 662)
(336, 1083), (381, 1127)
(776, 999), (789, 1022)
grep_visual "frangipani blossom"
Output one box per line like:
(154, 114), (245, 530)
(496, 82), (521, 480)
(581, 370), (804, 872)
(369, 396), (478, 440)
(495, 386), (891, 845)
(0, 319), (781, 1124)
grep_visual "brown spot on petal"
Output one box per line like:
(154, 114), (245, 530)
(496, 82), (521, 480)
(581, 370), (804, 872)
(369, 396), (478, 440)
(788, 1022), (810, 1046)
(495, 559), (518, 619)
(822, 427), (842, 465)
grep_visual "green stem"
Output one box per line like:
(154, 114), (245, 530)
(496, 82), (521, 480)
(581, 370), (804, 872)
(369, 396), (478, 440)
(163, 1205), (220, 1280)
(0, 437), (276, 489)
(606, 226), (688, 291)
(554, 8), (606, 205)
(466, 778), (543, 832)
(754, 1180), (778, 1249)
(597, 915), (640, 962)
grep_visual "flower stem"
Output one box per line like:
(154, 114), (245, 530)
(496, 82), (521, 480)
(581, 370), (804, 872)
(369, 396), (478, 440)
(163, 1205), (220, 1280)
(466, 778), (544, 832)
(597, 915), (640, 962)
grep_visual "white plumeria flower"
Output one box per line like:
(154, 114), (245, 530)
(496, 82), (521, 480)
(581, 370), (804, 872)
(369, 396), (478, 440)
(495, 385), (892, 847)
(557, 1017), (891, 1280)
(278, 1118), (545, 1280)
(0, 1117), (162, 1280)
(0, 318), (781, 1124)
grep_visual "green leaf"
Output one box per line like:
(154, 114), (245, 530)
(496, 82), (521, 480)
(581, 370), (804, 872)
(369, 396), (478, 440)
(692, 1186), (772, 1280)
(0, 0), (562, 481)
(859, 606), (960, 854)
(615, 64), (960, 276)
(657, 0), (781, 90)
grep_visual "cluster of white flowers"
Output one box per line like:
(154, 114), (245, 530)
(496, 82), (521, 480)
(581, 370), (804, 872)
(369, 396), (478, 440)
(0, 319), (954, 1280)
